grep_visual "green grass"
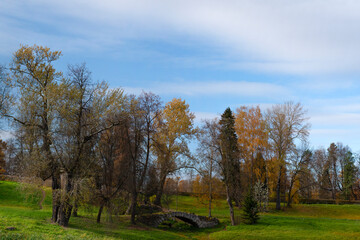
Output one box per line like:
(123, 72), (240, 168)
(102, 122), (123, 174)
(2, 180), (360, 239)
(169, 195), (360, 239)
(0, 181), (186, 239)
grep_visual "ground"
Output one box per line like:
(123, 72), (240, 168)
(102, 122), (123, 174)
(1, 181), (360, 239)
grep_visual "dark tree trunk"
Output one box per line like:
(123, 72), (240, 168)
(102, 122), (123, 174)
(57, 170), (73, 227)
(287, 191), (292, 207)
(154, 174), (167, 206)
(57, 201), (73, 227)
(97, 203), (104, 223)
(72, 201), (78, 217)
(208, 180), (212, 218)
(51, 174), (60, 223)
(287, 176), (295, 207)
(130, 191), (137, 224)
(208, 164), (212, 218)
(276, 166), (282, 210)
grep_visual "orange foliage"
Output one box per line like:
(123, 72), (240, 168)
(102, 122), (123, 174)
(192, 175), (225, 207)
(235, 106), (268, 183)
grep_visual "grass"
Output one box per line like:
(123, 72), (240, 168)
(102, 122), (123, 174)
(2, 180), (360, 239)
(0, 181), (186, 240)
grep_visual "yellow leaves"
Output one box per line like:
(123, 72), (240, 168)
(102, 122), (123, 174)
(155, 98), (196, 148)
(13, 45), (62, 79)
(235, 105), (268, 154)
(162, 98), (195, 137)
(235, 105), (268, 182)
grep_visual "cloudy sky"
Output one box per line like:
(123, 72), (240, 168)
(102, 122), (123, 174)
(1, 0), (360, 150)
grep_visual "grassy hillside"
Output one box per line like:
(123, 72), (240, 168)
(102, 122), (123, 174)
(1, 180), (360, 239)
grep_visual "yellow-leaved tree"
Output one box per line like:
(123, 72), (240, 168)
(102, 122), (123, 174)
(235, 106), (268, 185)
(152, 98), (197, 206)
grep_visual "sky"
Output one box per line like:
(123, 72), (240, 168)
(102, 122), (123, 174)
(1, 0), (360, 151)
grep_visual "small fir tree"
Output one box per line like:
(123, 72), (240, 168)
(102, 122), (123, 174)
(241, 188), (260, 224)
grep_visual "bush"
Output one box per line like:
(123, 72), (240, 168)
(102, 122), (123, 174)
(241, 189), (260, 225)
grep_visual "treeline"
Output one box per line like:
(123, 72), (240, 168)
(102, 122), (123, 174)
(0, 45), (198, 226)
(184, 104), (360, 225)
(0, 45), (359, 227)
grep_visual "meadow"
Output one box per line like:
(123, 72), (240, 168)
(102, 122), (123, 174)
(1, 181), (360, 239)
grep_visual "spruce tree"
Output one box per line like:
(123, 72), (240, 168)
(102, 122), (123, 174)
(241, 188), (260, 224)
(219, 107), (240, 225)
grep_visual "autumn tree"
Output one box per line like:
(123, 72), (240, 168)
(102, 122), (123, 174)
(266, 102), (310, 210)
(94, 123), (129, 223)
(119, 92), (162, 224)
(287, 147), (313, 206)
(312, 148), (332, 199)
(219, 107), (241, 225)
(235, 106), (268, 185)
(123, 95), (146, 224)
(152, 98), (196, 206)
(6, 45), (62, 221)
(53, 63), (125, 226)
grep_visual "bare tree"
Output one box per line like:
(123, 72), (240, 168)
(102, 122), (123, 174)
(287, 146), (312, 206)
(95, 124), (129, 223)
(197, 119), (221, 218)
(266, 102), (310, 210)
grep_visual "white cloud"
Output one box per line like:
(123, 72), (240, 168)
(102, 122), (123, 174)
(311, 113), (360, 127)
(194, 112), (219, 123)
(123, 80), (291, 98)
(1, 0), (360, 74)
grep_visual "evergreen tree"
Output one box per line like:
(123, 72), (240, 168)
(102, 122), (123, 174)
(343, 150), (356, 200)
(219, 107), (241, 225)
(241, 188), (260, 225)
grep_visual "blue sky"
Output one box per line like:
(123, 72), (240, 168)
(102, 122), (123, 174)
(1, 0), (360, 151)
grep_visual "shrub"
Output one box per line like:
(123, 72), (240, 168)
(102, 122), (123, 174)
(241, 189), (260, 225)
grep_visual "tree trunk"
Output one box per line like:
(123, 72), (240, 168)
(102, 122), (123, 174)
(72, 201), (78, 217)
(57, 170), (73, 227)
(276, 166), (282, 210)
(51, 174), (60, 223)
(287, 191), (292, 207)
(226, 185), (235, 226)
(57, 201), (73, 227)
(130, 190), (137, 224)
(97, 203), (104, 223)
(154, 174), (167, 206)
(287, 177), (295, 207)
(208, 165), (212, 218)
(208, 191), (212, 218)
(72, 182), (79, 217)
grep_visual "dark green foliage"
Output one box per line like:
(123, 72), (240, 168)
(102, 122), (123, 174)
(241, 189), (259, 225)
(342, 150), (356, 200)
(219, 108), (241, 198)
